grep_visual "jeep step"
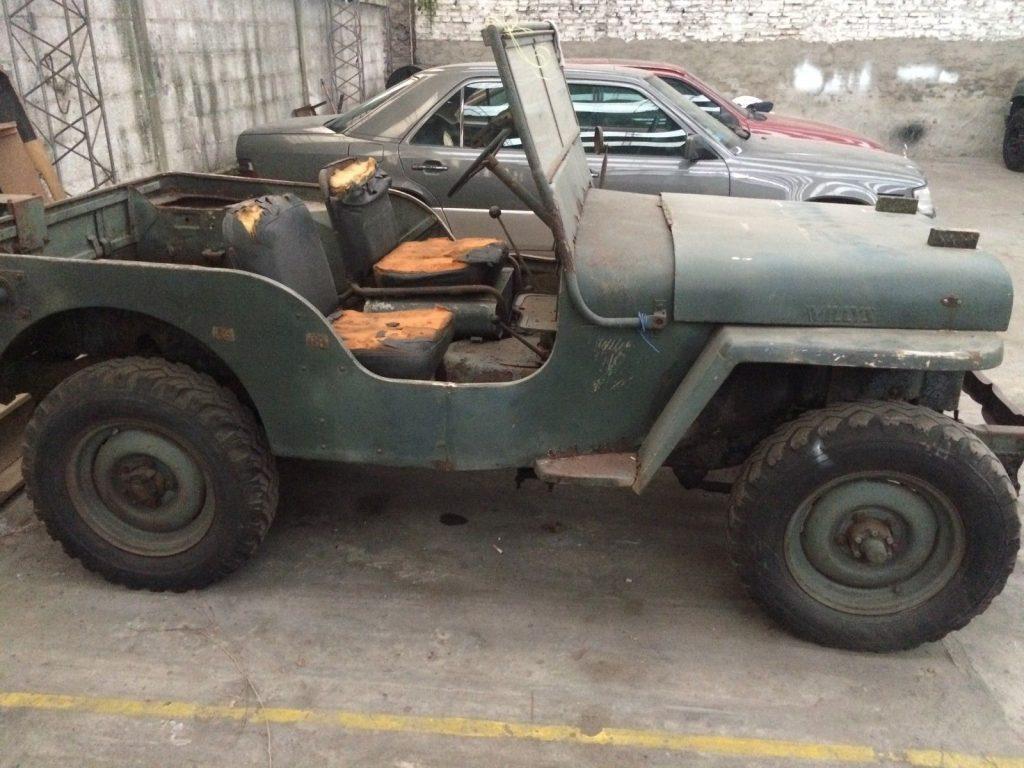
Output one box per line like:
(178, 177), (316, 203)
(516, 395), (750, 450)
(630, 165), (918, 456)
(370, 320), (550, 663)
(534, 453), (637, 487)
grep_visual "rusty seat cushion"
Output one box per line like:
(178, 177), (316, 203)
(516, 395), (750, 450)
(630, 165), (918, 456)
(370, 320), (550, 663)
(223, 195), (454, 381)
(332, 306), (454, 380)
(327, 157), (378, 197)
(373, 237), (507, 287)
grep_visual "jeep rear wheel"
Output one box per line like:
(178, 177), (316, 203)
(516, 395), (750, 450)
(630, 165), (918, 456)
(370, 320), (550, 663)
(23, 357), (278, 591)
(728, 401), (1020, 651)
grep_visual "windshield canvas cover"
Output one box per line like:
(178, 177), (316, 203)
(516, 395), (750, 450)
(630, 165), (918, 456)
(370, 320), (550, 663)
(484, 23), (590, 253)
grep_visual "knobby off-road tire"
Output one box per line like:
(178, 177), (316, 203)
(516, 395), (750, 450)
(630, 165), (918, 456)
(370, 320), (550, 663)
(23, 357), (278, 591)
(728, 401), (1020, 652)
(1004, 109), (1024, 172)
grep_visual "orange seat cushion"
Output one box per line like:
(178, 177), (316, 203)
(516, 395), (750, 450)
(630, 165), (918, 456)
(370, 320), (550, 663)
(331, 307), (453, 352)
(374, 237), (504, 276)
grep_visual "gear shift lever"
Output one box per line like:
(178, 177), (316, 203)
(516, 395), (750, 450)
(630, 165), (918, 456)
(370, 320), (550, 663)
(489, 205), (533, 289)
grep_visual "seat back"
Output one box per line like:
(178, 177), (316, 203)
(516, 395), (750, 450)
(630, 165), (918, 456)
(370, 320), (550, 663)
(318, 157), (400, 282)
(222, 194), (339, 315)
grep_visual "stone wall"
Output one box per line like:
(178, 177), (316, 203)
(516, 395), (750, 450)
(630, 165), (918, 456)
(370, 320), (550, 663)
(415, 1), (1024, 159)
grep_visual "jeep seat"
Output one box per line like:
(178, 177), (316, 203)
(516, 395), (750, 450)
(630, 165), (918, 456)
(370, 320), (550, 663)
(318, 157), (508, 287)
(222, 194), (453, 380)
(331, 307), (453, 380)
(373, 236), (506, 286)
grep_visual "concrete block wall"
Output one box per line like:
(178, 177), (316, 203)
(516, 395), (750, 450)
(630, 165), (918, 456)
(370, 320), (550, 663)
(387, 0), (416, 71)
(1, 0), (333, 195)
(416, 1), (1024, 159)
(358, 3), (389, 99)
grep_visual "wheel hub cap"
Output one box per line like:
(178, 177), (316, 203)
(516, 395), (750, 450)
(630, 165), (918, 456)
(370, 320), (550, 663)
(113, 454), (177, 508)
(786, 474), (965, 615)
(844, 516), (894, 564)
(69, 424), (213, 556)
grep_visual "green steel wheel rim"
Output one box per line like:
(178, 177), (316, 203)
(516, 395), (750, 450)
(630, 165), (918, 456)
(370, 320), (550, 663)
(67, 423), (214, 557)
(784, 472), (965, 616)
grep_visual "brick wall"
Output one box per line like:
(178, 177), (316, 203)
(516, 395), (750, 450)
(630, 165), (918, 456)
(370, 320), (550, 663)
(418, 0), (1024, 43)
(415, 1), (1024, 159)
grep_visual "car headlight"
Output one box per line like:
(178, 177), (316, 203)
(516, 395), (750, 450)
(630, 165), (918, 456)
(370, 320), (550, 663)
(913, 185), (935, 217)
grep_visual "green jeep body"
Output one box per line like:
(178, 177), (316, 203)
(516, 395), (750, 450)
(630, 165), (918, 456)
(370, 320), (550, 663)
(0, 23), (1020, 651)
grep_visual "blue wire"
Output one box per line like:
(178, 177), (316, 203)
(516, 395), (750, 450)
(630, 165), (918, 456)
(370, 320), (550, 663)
(638, 312), (660, 353)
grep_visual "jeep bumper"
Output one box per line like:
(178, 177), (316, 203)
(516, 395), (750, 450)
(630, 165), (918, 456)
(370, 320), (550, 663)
(964, 371), (1024, 487)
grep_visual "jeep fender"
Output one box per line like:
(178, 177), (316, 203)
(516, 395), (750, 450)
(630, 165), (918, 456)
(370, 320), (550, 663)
(634, 325), (1004, 491)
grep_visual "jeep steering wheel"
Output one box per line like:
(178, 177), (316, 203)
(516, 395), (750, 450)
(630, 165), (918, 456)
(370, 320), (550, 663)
(447, 126), (513, 198)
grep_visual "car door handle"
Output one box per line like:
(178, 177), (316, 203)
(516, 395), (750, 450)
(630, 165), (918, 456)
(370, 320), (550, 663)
(411, 161), (449, 173)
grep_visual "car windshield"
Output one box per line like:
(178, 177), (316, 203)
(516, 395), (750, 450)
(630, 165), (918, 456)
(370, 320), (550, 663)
(645, 74), (743, 149)
(325, 76), (419, 134)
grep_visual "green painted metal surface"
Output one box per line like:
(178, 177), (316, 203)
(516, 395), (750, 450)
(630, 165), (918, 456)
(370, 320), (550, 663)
(0, 252), (711, 469)
(663, 193), (1013, 332)
(634, 325), (1004, 491)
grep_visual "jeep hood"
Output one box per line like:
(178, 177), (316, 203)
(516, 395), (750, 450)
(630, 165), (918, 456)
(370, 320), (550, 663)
(661, 193), (1011, 331)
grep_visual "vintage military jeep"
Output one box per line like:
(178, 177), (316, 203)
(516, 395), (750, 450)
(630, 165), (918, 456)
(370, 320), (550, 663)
(0, 24), (1022, 652)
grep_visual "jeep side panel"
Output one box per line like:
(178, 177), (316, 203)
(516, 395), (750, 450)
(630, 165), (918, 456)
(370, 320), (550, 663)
(0, 251), (722, 468)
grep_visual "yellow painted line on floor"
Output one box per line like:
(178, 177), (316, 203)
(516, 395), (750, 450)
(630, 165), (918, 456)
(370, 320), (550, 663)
(1, 690), (1022, 767)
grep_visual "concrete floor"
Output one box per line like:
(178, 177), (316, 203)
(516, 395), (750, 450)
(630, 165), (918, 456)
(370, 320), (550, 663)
(2, 158), (1024, 767)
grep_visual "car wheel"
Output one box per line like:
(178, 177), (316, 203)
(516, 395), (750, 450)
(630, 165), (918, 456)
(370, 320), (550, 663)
(728, 401), (1019, 651)
(1004, 109), (1024, 172)
(23, 357), (278, 591)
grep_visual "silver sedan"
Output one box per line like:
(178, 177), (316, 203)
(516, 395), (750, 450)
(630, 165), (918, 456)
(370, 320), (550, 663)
(237, 63), (934, 253)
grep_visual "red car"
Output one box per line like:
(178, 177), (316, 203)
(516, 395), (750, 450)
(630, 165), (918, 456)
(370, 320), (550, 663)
(575, 58), (884, 151)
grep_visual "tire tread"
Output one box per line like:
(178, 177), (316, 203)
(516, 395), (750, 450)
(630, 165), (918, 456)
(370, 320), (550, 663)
(727, 400), (1020, 651)
(23, 357), (278, 591)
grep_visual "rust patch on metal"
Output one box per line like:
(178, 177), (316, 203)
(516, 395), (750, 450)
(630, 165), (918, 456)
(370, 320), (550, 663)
(211, 326), (236, 342)
(305, 332), (331, 350)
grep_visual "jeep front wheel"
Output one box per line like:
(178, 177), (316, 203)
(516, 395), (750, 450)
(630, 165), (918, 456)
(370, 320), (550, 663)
(23, 357), (278, 591)
(728, 401), (1020, 651)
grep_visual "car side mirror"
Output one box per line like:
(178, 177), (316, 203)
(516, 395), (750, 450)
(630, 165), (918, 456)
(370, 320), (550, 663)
(717, 110), (739, 128)
(748, 100), (774, 113)
(682, 133), (711, 163)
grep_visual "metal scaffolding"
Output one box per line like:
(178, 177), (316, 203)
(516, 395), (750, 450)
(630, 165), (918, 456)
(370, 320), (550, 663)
(327, 0), (365, 113)
(2, 0), (116, 191)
